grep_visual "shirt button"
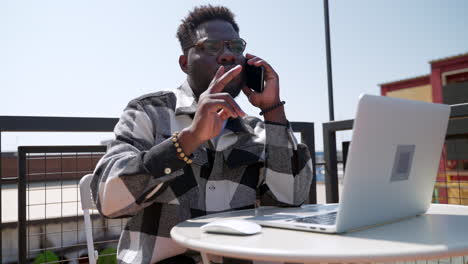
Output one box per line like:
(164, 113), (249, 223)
(164, 168), (172, 174)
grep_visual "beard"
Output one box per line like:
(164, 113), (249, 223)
(222, 75), (244, 98)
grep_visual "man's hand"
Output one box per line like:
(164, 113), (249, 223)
(242, 53), (281, 109)
(242, 53), (287, 124)
(179, 65), (246, 155)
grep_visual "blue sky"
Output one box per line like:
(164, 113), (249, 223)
(1, 0), (467, 151)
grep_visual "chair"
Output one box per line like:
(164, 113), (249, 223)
(79, 174), (99, 264)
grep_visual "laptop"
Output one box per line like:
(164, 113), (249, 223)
(250, 94), (451, 233)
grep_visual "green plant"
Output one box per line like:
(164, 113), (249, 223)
(97, 247), (117, 264)
(33, 250), (59, 264)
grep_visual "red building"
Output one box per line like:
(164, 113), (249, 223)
(379, 52), (468, 205)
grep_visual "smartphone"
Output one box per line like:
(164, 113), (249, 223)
(244, 58), (264, 93)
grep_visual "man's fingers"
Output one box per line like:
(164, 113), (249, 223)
(209, 93), (246, 117)
(245, 53), (277, 79)
(245, 53), (268, 68)
(246, 56), (261, 65)
(241, 86), (254, 99)
(215, 65), (225, 79)
(245, 53), (255, 59)
(218, 109), (231, 120)
(205, 66), (225, 94)
(209, 65), (242, 94)
(217, 65), (242, 90)
(253, 59), (265, 66)
(207, 99), (238, 118)
(247, 55), (269, 69)
(241, 86), (261, 104)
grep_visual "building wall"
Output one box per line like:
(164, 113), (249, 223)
(386, 84), (433, 102)
(431, 54), (468, 103)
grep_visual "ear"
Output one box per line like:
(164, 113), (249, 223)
(179, 55), (188, 74)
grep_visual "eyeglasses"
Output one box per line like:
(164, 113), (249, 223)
(188, 38), (247, 56)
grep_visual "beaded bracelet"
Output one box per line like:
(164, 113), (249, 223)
(171, 132), (193, 164)
(259, 101), (286, 116)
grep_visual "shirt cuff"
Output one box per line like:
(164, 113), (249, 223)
(265, 122), (297, 149)
(264, 120), (290, 127)
(143, 138), (187, 178)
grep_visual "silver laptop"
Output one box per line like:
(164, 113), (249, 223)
(251, 94), (450, 233)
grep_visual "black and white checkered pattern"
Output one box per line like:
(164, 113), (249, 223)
(91, 82), (313, 263)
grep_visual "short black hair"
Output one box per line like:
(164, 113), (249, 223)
(177, 5), (239, 53)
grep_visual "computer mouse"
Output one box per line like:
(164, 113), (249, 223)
(201, 219), (262, 235)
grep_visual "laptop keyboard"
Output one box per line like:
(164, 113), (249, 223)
(293, 212), (337, 225)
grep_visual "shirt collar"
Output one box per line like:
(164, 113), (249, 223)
(174, 81), (198, 117)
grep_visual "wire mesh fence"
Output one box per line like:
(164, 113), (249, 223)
(2, 146), (128, 264)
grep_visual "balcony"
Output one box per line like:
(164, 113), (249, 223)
(1, 103), (467, 263)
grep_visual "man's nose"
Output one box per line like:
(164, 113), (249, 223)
(217, 45), (236, 64)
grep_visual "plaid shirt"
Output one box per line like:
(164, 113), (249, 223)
(91, 82), (313, 264)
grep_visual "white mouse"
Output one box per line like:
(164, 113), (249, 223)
(201, 219), (262, 235)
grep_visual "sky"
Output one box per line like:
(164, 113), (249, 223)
(1, 0), (467, 151)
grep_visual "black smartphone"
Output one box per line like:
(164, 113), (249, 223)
(244, 59), (264, 93)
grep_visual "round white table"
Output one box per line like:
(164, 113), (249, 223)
(170, 204), (468, 263)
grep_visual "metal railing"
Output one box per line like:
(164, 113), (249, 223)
(0, 116), (118, 263)
(17, 145), (114, 263)
(0, 116), (316, 263)
(322, 103), (468, 203)
(290, 122), (317, 204)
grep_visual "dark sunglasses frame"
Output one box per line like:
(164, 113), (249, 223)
(188, 38), (247, 55)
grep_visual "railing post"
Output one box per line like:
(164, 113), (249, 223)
(18, 147), (27, 264)
(303, 124), (317, 204)
(291, 122), (317, 204)
(323, 123), (339, 203)
(342, 141), (350, 174)
(0, 129), (2, 262)
(322, 119), (354, 204)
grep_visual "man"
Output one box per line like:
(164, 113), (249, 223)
(91, 5), (313, 264)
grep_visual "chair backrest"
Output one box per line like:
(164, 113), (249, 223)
(80, 174), (97, 210)
(79, 174), (98, 264)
